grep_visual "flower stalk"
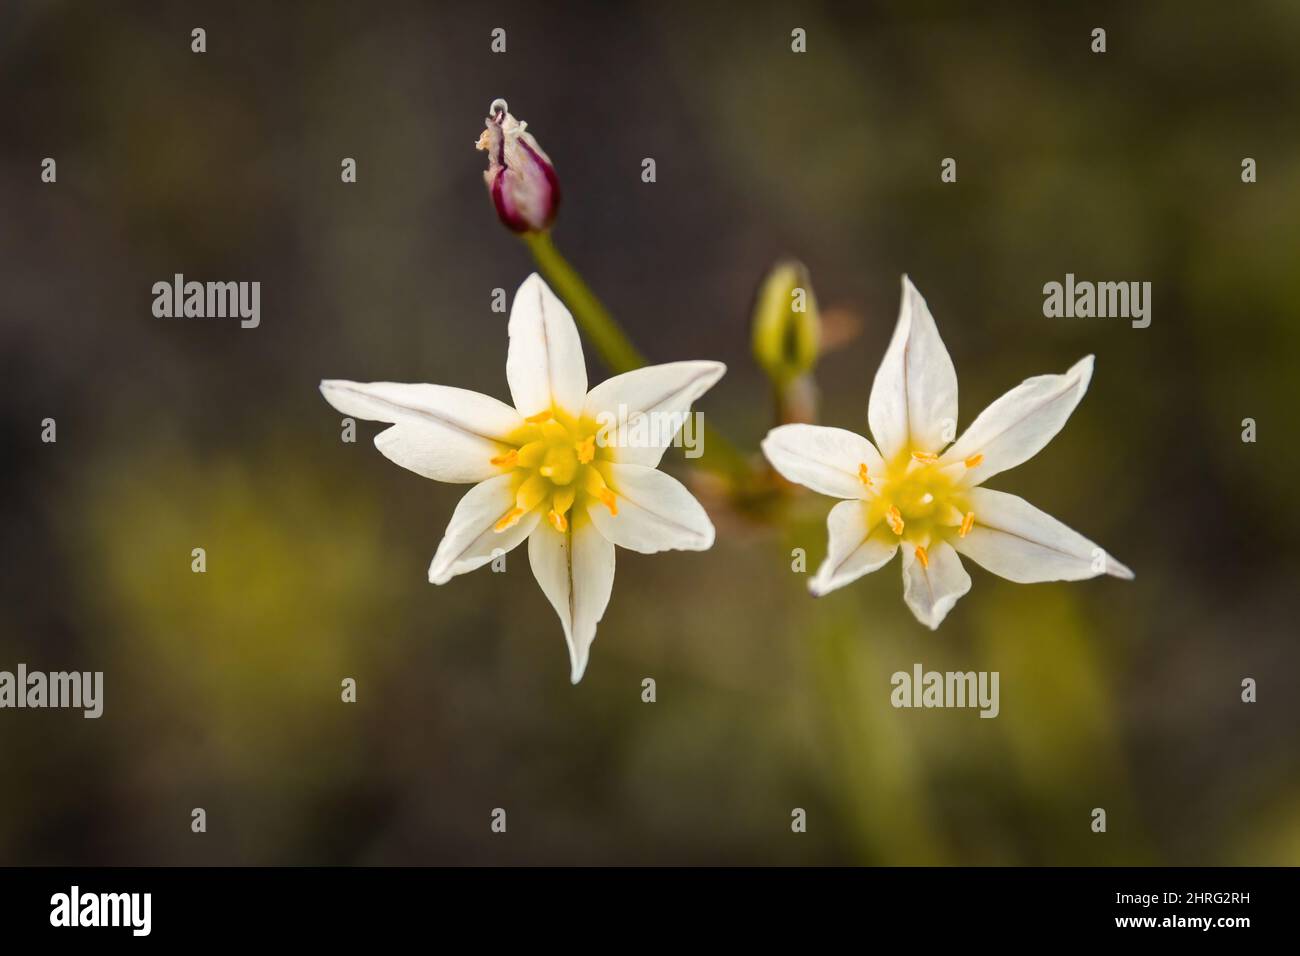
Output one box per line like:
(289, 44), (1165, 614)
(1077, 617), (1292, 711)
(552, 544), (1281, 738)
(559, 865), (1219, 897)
(521, 231), (646, 375)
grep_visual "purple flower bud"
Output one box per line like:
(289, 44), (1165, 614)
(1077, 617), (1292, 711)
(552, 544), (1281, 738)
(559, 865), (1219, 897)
(476, 98), (560, 233)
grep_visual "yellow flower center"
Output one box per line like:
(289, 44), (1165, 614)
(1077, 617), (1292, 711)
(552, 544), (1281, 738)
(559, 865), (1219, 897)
(491, 410), (616, 533)
(862, 449), (984, 549)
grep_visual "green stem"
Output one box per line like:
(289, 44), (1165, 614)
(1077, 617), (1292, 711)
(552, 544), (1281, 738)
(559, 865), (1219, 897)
(522, 231), (646, 374)
(522, 230), (752, 482)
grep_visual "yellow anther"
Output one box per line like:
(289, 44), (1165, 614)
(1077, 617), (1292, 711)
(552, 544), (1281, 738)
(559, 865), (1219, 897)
(964, 453), (984, 468)
(939, 504), (965, 527)
(575, 434), (596, 465)
(525, 410), (554, 424)
(583, 469), (619, 516)
(547, 509), (568, 533)
(858, 463), (872, 486)
(539, 465), (554, 477)
(959, 511), (975, 538)
(494, 507), (524, 532)
(490, 448), (518, 467)
(914, 545), (929, 569)
(886, 505), (905, 536)
(911, 451), (939, 464)
(552, 484), (576, 517)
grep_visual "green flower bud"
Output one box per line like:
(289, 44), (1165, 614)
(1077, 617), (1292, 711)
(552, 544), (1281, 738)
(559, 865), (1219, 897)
(751, 260), (821, 387)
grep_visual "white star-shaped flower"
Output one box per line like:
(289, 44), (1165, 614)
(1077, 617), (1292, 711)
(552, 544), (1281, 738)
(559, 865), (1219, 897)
(321, 274), (724, 682)
(762, 275), (1132, 629)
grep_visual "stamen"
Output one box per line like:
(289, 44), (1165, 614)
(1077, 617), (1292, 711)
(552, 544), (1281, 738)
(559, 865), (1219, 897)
(490, 449), (518, 467)
(914, 545), (929, 569)
(525, 410), (553, 424)
(494, 507), (524, 532)
(516, 474), (550, 512)
(552, 485), (576, 517)
(547, 509), (568, 533)
(959, 511), (975, 538)
(858, 463), (872, 486)
(911, 451), (939, 464)
(886, 505), (905, 535)
(583, 469), (619, 516)
(575, 435), (596, 464)
(540, 420), (569, 444)
(517, 441), (546, 468)
(939, 504), (965, 526)
(964, 453), (984, 468)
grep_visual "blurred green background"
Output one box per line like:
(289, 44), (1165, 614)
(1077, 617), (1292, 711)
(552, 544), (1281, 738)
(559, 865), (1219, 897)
(1, 0), (1297, 865)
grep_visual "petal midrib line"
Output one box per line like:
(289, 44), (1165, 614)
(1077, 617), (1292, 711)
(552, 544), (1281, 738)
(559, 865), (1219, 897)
(901, 336), (913, 446)
(615, 482), (705, 540)
(966, 512), (1085, 561)
(828, 522), (886, 580)
(563, 525), (577, 630)
(535, 279), (559, 411)
(959, 377), (1079, 467)
(328, 382), (510, 444)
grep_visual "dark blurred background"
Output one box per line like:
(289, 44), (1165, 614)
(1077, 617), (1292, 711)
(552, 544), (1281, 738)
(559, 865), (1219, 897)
(1, 0), (1297, 865)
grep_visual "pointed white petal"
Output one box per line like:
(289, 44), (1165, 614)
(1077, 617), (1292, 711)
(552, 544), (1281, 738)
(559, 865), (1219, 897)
(428, 474), (540, 584)
(506, 273), (587, 417)
(761, 424), (884, 500)
(900, 540), (971, 630)
(583, 361), (726, 467)
(867, 275), (959, 459)
(941, 356), (1094, 486)
(586, 463), (715, 553)
(320, 380), (522, 483)
(950, 487), (1133, 582)
(809, 500), (899, 596)
(529, 517), (616, 683)
(371, 423), (507, 485)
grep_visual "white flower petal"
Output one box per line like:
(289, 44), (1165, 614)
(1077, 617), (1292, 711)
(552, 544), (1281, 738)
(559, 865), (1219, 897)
(809, 500), (899, 596)
(320, 380), (523, 483)
(587, 463), (715, 553)
(428, 474), (540, 584)
(506, 273), (588, 417)
(529, 517), (616, 683)
(583, 360), (726, 467)
(941, 356), (1094, 486)
(867, 275), (959, 459)
(900, 540), (971, 630)
(951, 487), (1133, 582)
(761, 424), (884, 500)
